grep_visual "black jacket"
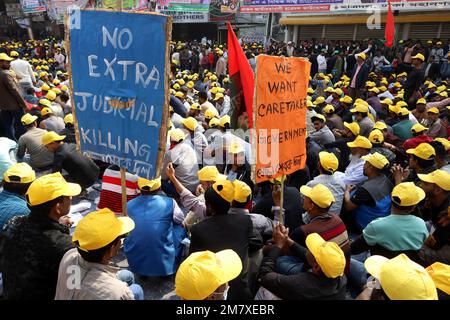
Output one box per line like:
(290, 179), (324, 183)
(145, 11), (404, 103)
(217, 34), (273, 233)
(0, 213), (74, 300)
(189, 213), (254, 300)
(350, 63), (370, 90)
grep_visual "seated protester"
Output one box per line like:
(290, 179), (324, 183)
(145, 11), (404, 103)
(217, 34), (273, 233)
(369, 129), (396, 164)
(343, 135), (372, 186)
(309, 114), (335, 146)
(427, 107), (447, 138)
(392, 107), (414, 143)
(0, 137), (18, 179)
(42, 131), (100, 190)
(252, 177), (303, 232)
(403, 123), (433, 151)
(305, 151), (345, 215)
(350, 104), (374, 138)
(360, 254), (438, 300)
(17, 113), (54, 170)
(59, 114), (76, 144)
(223, 141), (254, 192)
(55, 208), (138, 300)
(378, 98), (393, 121)
(175, 249), (242, 300)
(323, 104), (344, 132)
(326, 121), (360, 172)
(393, 143), (437, 185)
(45, 90), (64, 118)
(189, 180), (254, 300)
(277, 184), (350, 275)
(306, 99), (318, 133)
(373, 121), (402, 152)
(412, 98), (429, 125)
(181, 116), (208, 165)
(161, 129), (199, 195)
(39, 106), (65, 132)
(344, 152), (393, 232)
(432, 139), (450, 172)
(97, 165), (139, 214)
(336, 95), (353, 123)
(306, 132), (323, 177)
(257, 230), (347, 300)
(366, 87), (382, 113)
(23, 87), (39, 105)
(351, 182), (428, 260)
(215, 92), (230, 117)
(124, 175), (186, 277)
(0, 163), (35, 229)
(0, 173), (81, 300)
(187, 102), (205, 125)
(169, 105), (184, 129)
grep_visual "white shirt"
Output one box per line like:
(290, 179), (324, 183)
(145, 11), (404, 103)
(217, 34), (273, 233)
(317, 55), (327, 70)
(171, 52), (180, 65)
(54, 53), (65, 67)
(216, 96), (231, 117)
(10, 59), (36, 84)
(343, 156), (368, 186)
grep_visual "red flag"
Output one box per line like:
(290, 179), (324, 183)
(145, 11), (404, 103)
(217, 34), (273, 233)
(227, 22), (254, 128)
(385, 0), (395, 48)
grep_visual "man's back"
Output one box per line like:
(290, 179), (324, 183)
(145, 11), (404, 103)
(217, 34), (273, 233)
(165, 142), (199, 192)
(0, 190), (29, 230)
(0, 214), (73, 299)
(358, 116), (374, 137)
(393, 120), (414, 142)
(18, 127), (54, 168)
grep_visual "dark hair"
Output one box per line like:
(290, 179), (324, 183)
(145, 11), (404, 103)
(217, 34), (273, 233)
(398, 115), (409, 121)
(198, 91), (208, 100)
(356, 112), (368, 117)
(28, 196), (64, 215)
(60, 93), (69, 102)
(391, 200), (415, 213)
(429, 141), (447, 158)
(26, 87), (35, 95)
(412, 154), (435, 169)
(2, 181), (32, 196)
(76, 236), (122, 263)
(318, 163), (333, 175)
(204, 187), (230, 215)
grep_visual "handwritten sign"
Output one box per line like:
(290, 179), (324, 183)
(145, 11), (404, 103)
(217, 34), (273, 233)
(254, 55), (310, 183)
(68, 10), (170, 179)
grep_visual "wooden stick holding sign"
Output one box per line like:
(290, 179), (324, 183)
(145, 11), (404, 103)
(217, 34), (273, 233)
(278, 175), (285, 225)
(120, 168), (128, 216)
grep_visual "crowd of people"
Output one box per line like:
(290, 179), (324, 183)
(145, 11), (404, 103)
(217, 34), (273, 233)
(0, 36), (449, 301)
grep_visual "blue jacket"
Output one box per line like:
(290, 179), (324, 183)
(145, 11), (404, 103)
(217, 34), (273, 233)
(124, 194), (186, 276)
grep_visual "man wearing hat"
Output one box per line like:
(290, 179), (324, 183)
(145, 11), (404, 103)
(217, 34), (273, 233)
(181, 116), (208, 165)
(431, 139), (450, 172)
(323, 104), (344, 132)
(59, 113), (76, 144)
(404, 53), (425, 104)
(123, 175), (186, 277)
(17, 113), (54, 170)
(39, 106), (65, 132)
(309, 114), (335, 146)
(403, 123), (433, 151)
(0, 163), (35, 229)
(189, 180), (254, 300)
(0, 53), (27, 141)
(394, 143), (437, 185)
(257, 230), (347, 300)
(343, 135), (372, 186)
(344, 152), (393, 232)
(392, 106), (414, 142)
(349, 52), (370, 99)
(350, 103), (374, 137)
(427, 107), (446, 138)
(215, 91), (230, 117)
(10, 50), (36, 94)
(175, 249), (242, 300)
(412, 98), (429, 125)
(0, 173), (81, 299)
(369, 129), (396, 164)
(326, 121), (360, 171)
(42, 131), (100, 190)
(351, 182), (428, 259)
(55, 208), (139, 300)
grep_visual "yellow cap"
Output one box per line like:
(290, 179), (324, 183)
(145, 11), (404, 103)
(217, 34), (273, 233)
(173, 83), (180, 90)
(190, 103), (201, 111)
(347, 135), (372, 149)
(212, 180), (235, 203)
(219, 115), (230, 127)
(365, 254), (437, 300)
(343, 122), (360, 136)
(169, 128), (187, 142)
(380, 98), (393, 106)
(233, 180), (252, 203)
(175, 249), (242, 300)
(369, 129), (384, 144)
(324, 87), (334, 93)
(340, 95), (353, 104)
(412, 53), (425, 61)
(228, 140), (244, 154)
(416, 98), (427, 105)
(411, 123), (427, 134)
(391, 182), (426, 206)
(42, 131), (66, 145)
(3, 163), (35, 184)
(39, 99), (52, 108)
(178, 79), (186, 86)
(40, 107), (53, 117)
(323, 104), (334, 114)
(181, 117), (198, 132)
(373, 121), (387, 131)
(300, 184), (335, 209)
(426, 262), (450, 295)
(204, 108), (218, 120)
(362, 152), (389, 170)
(434, 138), (450, 151)
(21, 113), (38, 126)
(397, 107), (410, 116)
(313, 96), (325, 105)
(64, 114), (74, 125)
(357, 52), (367, 60)
(175, 91), (184, 99)
(209, 118), (220, 128)
(0, 53), (13, 61)
(378, 86), (387, 92)
(397, 72), (407, 78)
(428, 83), (436, 89)
(137, 176), (161, 192)
(26, 172), (81, 206)
(307, 88), (314, 94)
(428, 107), (439, 114)
(53, 79), (60, 85)
(406, 143), (436, 160)
(186, 81), (194, 89)
(368, 87), (380, 94)
(9, 50), (19, 57)
(38, 71), (48, 78)
(40, 84), (50, 91)
(350, 104), (369, 113)
(72, 208), (135, 251)
(305, 233), (345, 279)
(418, 169), (450, 191)
(45, 90), (56, 101)
(440, 91), (448, 98)
(214, 93), (224, 101)
(333, 88), (343, 96)
(319, 151), (338, 173)
(61, 85), (69, 92)
(312, 114), (326, 122)
(51, 87), (61, 95)
(198, 166), (226, 182)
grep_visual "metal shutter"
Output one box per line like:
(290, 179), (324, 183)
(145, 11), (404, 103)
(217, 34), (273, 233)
(323, 25), (354, 40)
(298, 25), (323, 41)
(409, 23), (440, 40)
(354, 24), (385, 41)
(440, 23), (450, 39)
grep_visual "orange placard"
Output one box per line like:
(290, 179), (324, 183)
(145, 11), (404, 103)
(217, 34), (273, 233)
(254, 55), (311, 183)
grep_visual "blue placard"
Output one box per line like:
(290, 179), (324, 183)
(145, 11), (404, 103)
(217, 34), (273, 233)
(69, 10), (169, 179)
